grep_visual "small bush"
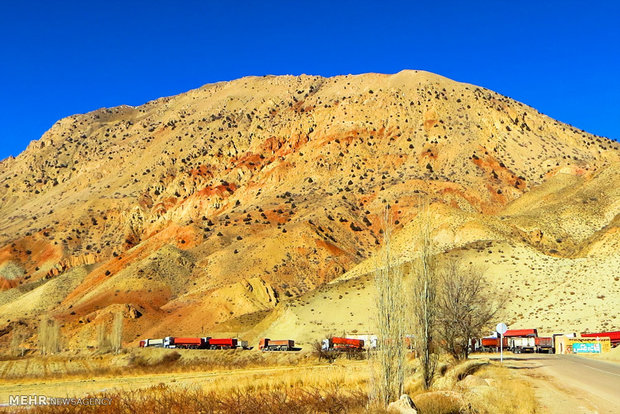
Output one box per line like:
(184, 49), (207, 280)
(413, 391), (464, 414)
(312, 340), (337, 363)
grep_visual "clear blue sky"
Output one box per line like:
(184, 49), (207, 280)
(1, 1), (619, 160)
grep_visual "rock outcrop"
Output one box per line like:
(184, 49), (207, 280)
(388, 394), (418, 414)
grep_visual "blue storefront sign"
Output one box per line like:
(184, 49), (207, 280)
(572, 342), (601, 353)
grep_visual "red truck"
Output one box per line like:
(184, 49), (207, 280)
(168, 337), (204, 349)
(501, 329), (538, 353)
(322, 337), (365, 351)
(258, 338), (295, 351)
(480, 337), (508, 352)
(535, 337), (554, 353)
(205, 338), (238, 349)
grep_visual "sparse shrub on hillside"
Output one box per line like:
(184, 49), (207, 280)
(350, 222), (362, 231)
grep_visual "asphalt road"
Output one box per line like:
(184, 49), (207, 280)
(496, 353), (620, 414)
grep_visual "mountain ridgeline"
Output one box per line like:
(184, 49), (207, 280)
(0, 70), (618, 347)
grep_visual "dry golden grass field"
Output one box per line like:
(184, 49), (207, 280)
(1, 349), (540, 414)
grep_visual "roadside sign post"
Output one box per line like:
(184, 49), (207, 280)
(500, 333), (503, 363)
(496, 323), (508, 364)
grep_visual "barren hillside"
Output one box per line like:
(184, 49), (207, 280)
(0, 70), (618, 348)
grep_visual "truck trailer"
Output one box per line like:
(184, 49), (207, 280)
(164, 337), (204, 349)
(480, 337), (508, 352)
(205, 338), (238, 349)
(347, 334), (378, 349)
(535, 337), (554, 353)
(139, 338), (165, 348)
(259, 338), (295, 351)
(510, 337), (536, 353)
(322, 337), (365, 351)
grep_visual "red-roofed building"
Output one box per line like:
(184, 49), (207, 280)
(580, 331), (620, 347)
(503, 329), (538, 338)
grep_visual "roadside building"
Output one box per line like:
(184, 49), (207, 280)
(554, 335), (611, 354)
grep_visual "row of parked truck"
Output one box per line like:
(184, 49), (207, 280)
(477, 329), (556, 353)
(138, 336), (382, 351)
(139, 334), (409, 352)
(477, 336), (553, 353)
(140, 337), (248, 349)
(140, 330), (619, 353)
(139, 337), (298, 351)
(476, 329), (620, 353)
(138, 336), (374, 351)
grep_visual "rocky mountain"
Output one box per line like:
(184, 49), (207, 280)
(0, 70), (618, 348)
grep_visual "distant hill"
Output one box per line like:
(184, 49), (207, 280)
(0, 70), (618, 348)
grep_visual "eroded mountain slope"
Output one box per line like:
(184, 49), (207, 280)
(0, 70), (617, 347)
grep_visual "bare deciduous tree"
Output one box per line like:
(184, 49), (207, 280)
(98, 311), (123, 353)
(112, 311), (123, 353)
(410, 205), (438, 390)
(97, 322), (110, 352)
(372, 207), (407, 407)
(11, 325), (28, 357)
(312, 340), (337, 363)
(38, 317), (60, 355)
(437, 260), (502, 360)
